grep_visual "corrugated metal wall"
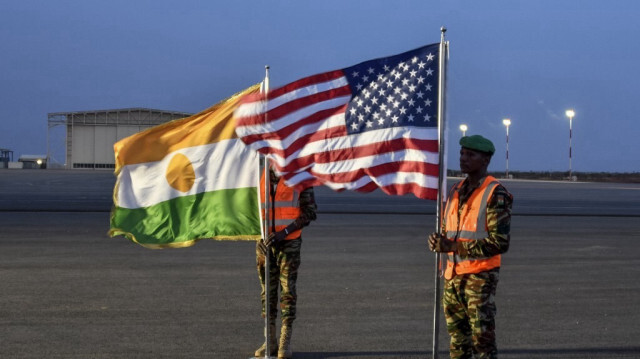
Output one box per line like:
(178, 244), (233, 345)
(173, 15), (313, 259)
(55, 109), (191, 170)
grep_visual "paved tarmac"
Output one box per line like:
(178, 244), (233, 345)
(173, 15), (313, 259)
(1, 170), (639, 358)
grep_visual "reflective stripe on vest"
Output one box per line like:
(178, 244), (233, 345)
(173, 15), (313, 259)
(260, 174), (302, 240)
(444, 176), (501, 279)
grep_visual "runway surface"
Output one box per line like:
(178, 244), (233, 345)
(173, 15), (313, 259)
(1, 170), (639, 358)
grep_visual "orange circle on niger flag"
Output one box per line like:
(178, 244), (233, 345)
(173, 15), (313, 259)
(165, 153), (196, 192)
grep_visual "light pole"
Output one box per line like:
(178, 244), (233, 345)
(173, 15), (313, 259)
(565, 109), (575, 179)
(459, 124), (468, 137)
(502, 118), (511, 178)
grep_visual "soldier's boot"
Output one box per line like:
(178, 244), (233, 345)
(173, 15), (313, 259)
(277, 324), (293, 359)
(254, 321), (277, 358)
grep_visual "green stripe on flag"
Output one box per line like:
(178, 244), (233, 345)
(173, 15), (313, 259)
(109, 187), (261, 249)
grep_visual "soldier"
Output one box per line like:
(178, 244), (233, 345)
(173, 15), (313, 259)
(255, 168), (317, 359)
(428, 135), (513, 359)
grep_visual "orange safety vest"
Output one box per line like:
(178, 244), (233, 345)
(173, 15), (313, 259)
(444, 176), (502, 279)
(260, 173), (302, 240)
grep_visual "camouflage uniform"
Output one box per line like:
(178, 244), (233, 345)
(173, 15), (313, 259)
(442, 178), (512, 359)
(256, 186), (317, 325)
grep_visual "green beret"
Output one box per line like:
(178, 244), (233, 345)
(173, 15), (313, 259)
(460, 135), (495, 155)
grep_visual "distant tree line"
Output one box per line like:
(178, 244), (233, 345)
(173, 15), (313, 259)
(446, 170), (640, 183)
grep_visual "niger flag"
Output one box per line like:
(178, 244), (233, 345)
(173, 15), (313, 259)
(109, 84), (262, 249)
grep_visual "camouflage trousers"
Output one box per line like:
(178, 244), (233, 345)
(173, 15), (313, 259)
(443, 268), (500, 359)
(256, 237), (301, 326)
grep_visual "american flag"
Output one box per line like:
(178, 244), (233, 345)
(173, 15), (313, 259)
(234, 43), (442, 200)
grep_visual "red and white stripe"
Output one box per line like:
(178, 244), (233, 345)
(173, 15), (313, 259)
(234, 71), (440, 200)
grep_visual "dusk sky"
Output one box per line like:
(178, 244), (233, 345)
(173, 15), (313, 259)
(2, 1), (639, 172)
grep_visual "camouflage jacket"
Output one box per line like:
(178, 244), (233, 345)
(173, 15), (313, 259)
(293, 187), (317, 230)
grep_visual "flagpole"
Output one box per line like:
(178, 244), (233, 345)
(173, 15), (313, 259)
(262, 65), (276, 359)
(432, 26), (449, 359)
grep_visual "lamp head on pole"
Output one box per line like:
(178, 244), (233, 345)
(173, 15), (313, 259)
(459, 124), (468, 137)
(565, 109), (575, 119)
(502, 118), (511, 127)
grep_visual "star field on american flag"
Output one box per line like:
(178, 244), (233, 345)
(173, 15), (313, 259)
(343, 46), (439, 134)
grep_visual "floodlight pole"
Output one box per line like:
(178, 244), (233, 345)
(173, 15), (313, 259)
(502, 119), (511, 178)
(565, 109), (575, 179)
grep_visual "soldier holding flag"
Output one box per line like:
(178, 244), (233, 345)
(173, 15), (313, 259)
(255, 168), (317, 359)
(429, 135), (513, 359)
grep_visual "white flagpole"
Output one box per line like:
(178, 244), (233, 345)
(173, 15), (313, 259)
(262, 65), (275, 359)
(432, 26), (449, 359)
(252, 66), (275, 359)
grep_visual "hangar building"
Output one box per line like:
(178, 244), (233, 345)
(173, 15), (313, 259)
(47, 108), (192, 170)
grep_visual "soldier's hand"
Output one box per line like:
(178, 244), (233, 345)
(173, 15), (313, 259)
(265, 230), (287, 247)
(428, 232), (457, 253)
(258, 239), (268, 255)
